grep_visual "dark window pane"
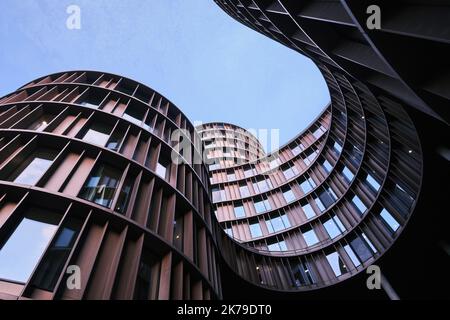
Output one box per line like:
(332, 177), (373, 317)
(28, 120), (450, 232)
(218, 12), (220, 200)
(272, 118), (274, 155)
(79, 164), (121, 208)
(31, 217), (82, 291)
(173, 216), (183, 250)
(114, 176), (134, 214)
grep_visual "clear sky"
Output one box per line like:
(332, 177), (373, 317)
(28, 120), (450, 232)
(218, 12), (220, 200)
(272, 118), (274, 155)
(0, 0), (330, 147)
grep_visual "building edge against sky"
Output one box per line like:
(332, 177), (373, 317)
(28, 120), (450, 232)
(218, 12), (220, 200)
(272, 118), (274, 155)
(212, 0), (449, 299)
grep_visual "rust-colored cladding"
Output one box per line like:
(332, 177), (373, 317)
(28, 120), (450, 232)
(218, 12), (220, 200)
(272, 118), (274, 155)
(0, 71), (222, 300)
(0, 67), (422, 299)
(4, 0), (445, 298)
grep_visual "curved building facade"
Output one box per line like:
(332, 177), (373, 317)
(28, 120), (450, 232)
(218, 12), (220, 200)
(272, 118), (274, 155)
(198, 122), (266, 170)
(0, 67), (424, 300)
(200, 70), (422, 293)
(214, 0), (450, 124)
(0, 71), (222, 300)
(210, 0), (450, 299)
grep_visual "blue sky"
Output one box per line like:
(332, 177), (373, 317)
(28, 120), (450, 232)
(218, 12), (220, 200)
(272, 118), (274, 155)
(0, 0), (330, 147)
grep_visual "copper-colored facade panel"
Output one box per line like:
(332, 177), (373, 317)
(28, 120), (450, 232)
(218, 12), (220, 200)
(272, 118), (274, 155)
(0, 22), (446, 299)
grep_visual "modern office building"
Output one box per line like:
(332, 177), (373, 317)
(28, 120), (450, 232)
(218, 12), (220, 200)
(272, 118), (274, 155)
(0, 71), (223, 300)
(214, 0), (450, 124)
(0, 1), (448, 301)
(213, 0), (449, 299)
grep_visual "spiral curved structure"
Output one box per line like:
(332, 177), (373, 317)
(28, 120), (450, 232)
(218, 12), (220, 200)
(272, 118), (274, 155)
(1, 0), (446, 299)
(0, 66), (422, 299)
(0, 71), (222, 300)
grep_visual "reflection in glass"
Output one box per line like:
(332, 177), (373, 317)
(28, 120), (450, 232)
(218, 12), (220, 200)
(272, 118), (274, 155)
(234, 205), (245, 218)
(134, 251), (157, 300)
(115, 176), (134, 214)
(249, 222), (262, 238)
(303, 229), (319, 246)
(28, 114), (54, 132)
(0, 210), (60, 283)
(31, 217), (82, 291)
(9, 149), (56, 185)
(79, 164), (121, 208)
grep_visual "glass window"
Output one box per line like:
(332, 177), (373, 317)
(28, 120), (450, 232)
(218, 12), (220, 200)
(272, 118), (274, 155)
(263, 199), (271, 211)
(334, 215), (346, 232)
(133, 251), (157, 300)
(366, 174), (381, 192)
(279, 240), (288, 251)
(333, 141), (343, 154)
(268, 241), (288, 252)
(212, 187), (225, 202)
(283, 166), (298, 180)
(255, 179), (272, 193)
(227, 172), (236, 181)
(9, 149), (56, 185)
(270, 216), (285, 232)
(302, 203), (316, 219)
(234, 204), (246, 218)
(82, 122), (113, 146)
(315, 198), (326, 212)
(283, 189), (296, 203)
(323, 160), (332, 173)
(79, 99), (101, 109)
(380, 208), (400, 233)
(106, 127), (126, 152)
(225, 227), (233, 237)
(267, 242), (279, 251)
(244, 168), (253, 178)
(319, 187), (337, 209)
(254, 199), (269, 214)
(265, 219), (274, 234)
(31, 217), (83, 291)
(156, 158), (170, 179)
(29, 114), (54, 132)
(326, 252), (347, 277)
(79, 163), (122, 208)
(394, 183), (414, 210)
(123, 103), (145, 126)
(300, 179), (313, 193)
(291, 262), (312, 287)
(291, 145), (302, 156)
(82, 122), (112, 146)
(209, 163), (220, 171)
(239, 184), (250, 197)
(303, 229), (319, 246)
(350, 234), (376, 262)
(351, 195), (367, 215)
(114, 176), (134, 214)
(344, 244), (361, 267)
(342, 167), (354, 182)
(269, 158), (281, 170)
(0, 210), (60, 283)
(281, 214), (291, 228)
(304, 151), (317, 165)
(324, 219), (340, 239)
(173, 216), (183, 250)
(156, 163), (167, 179)
(362, 232), (377, 253)
(249, 222), (262, 238)
(313, 127), (324, 139)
